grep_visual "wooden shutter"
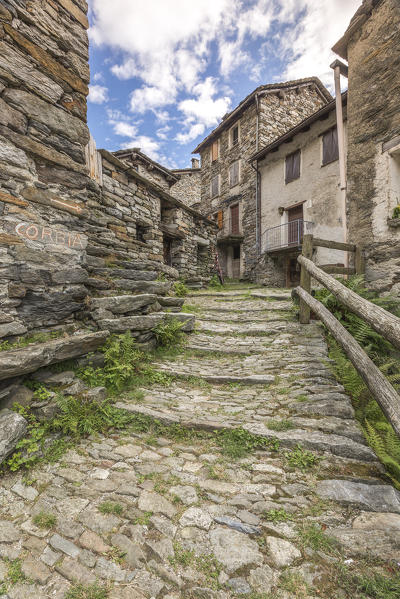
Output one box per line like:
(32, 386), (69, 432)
(211, 140), (219, 161)
(217, 210), (223, 229)
(230, 204), (239, 234)
(322, 127), (339, 165)
(285, 150), (301, 183)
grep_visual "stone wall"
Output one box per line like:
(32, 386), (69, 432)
(0, 0), (216, 343)
(197, 83), (329, 280)
(0, 0), (92, 337)
(170, 168), (201, 207)
(344, 0), (400, 293)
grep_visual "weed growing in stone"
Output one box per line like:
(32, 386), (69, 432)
(32, 511), (57, 529)
(263, 508), (294, 523)
(266, 419), (294, 431)
(296, 394), (309, 402)
(328, 562), (400, 599)
(216, 427), (279, 459)
(285, 444), (318, 471)
(133, 511), (153, 525)
(5, 559), (26, 585)
(170, 543), (222, 588)
(174, 281), (189, 297)
(106, 547), (126, 565)
(98, 501), (123, 516)
(279, 571), (311, 598)
(181, 304), (203, 314)
(153, 319), (184, 348)
(0, 329), (65, 352)
(298, 523), (338, 554)
(65, 583), (109, 599)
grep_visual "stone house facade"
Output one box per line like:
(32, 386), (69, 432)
(250, 97), (347, 287)
(193, 79), (332, 279)
(0, 0), (216, 342)
(332, 0), (400, 293)
(171, 159), (201, 208)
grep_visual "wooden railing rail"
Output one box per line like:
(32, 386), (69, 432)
(294, 286), (400, 437)
(295, 234), (400, 437)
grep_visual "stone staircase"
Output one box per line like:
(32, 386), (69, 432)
(0, 286), (399, 599)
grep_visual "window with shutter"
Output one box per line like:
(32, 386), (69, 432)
(231, 125), (239, 146)
(229, 160), (240, 187)
(230, 204), (239, 234)
(211, 140), (219, 162)
(211, 175), (220, 198)
(217, 210), (223, 229)
(322, 127), (339, 165)
(285, 150), (301, 183)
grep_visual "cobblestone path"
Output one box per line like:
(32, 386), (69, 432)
(1, 288), (400, 599)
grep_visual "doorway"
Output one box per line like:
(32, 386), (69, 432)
(288, 204), (303, 245)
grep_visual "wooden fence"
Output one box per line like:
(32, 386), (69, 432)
(295, 234), (400, 437)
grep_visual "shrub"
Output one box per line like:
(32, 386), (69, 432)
(174, 281), (189, 297)
(153, 318), (184, 348)
(393, 205), (400, 219)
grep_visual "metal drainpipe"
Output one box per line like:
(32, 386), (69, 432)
(333, 65), (347, 243)
(254, 93), (260, 256)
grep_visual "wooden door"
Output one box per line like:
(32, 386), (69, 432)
(230, 204), (239, 234)
(232, 244), (241, 279)
(163, 237), (172, 266)
(288, 205), (303, 245)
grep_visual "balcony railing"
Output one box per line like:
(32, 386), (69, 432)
(262, 219), (313, 253)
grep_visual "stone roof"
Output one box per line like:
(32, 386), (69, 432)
(113, 148), (180, 184)
(249, 92), (347, 163)
(332, 0), (383, 59)
(192, 77), (333, 154)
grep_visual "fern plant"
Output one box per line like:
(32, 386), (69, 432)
(153, 319), (184, 348)
(319, 276), (400, 487)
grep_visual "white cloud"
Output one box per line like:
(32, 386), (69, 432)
(176, 77), (231, 144)
(277, 0), (361, 86)
(120, 135), (161, 159)
(88, 84), (108, 104)
(156, 125), (172, 140)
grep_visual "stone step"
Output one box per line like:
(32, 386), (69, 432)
(91, 294), (157, 315)
(0, 330), (109, 381)
(197, 313), (291, 323)
(115, 402), (376, 462)
(97, 312), (195, 334)
(89, 267), (159, 281)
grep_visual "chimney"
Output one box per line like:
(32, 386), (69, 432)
(191, 158), (199, 169)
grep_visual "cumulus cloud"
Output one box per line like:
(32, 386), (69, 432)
(88, 84), (108, 104)
(277, 0), (360, 86)
(176, 78), (231, 144)
(89, 0), (361, 151)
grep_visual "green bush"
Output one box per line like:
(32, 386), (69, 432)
(393, 205), (400, 219)
(79, 332), (144, 393)
(173, 281), (189, 297)
(153, 318), (184, 348)
(208, 274), (223, 290)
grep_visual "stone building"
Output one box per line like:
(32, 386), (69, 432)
(193, 79), (332, 279)
(113, 147), (180, 192)
(0, 0), (216, 342)
(332, 0), (400, 293)
(171, 158), (201, 208)
(250, 96), (347, 287)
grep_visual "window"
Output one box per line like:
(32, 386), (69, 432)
(211, 174), (220, 198)
(322, 127), (339, 165)
(136, 223), (147, 243)
(285, 150), (301, 184)
(229, 160), (240, 187)
(231, 124), (239, 146)
(233, 245), (241, 260)
(230, 204), (240, 234)
(211, 140), (219, 162)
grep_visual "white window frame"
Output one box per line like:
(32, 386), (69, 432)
(229, 160), (241, 187)
(210, 174), (220, 198)
(229, 121), (240, 148)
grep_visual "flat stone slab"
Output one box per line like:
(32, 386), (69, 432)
(0, 409), (27, 463)
(316, 479), (400, 513)
(0, 330), (109, 381)
(91, 294), (157, 314)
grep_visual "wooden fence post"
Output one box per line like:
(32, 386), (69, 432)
(355, 245), (365, 276)
(299, 234), (313, 324)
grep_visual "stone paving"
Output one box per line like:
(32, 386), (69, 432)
(1, 287), (400, 599)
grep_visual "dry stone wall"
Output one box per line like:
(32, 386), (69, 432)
(345, 0), (400, 293)
(170, 168), (201, 207)
(0, 0), (216, 344)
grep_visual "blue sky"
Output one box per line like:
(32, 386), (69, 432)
(87, 0), (359, 169)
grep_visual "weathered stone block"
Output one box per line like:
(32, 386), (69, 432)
(0, 408), (28, 463)
(0, 330), (109, 381)
(91, 294), (157, 314)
